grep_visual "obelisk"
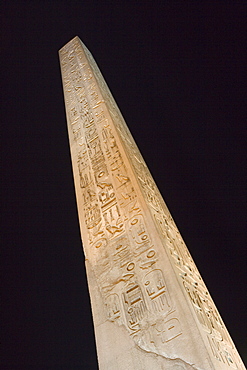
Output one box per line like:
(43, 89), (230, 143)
(59, 36), (245, 370)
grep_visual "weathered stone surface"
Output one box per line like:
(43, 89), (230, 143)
(59, 36), (245, 369)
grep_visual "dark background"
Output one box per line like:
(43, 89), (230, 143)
(1, 1), (246, 368)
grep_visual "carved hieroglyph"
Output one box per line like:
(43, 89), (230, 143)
(59, 36), (245, 370)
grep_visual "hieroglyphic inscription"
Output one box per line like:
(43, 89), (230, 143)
(59, 37), (182, 355)
(78, 41), (245, 369)
(60, 37), (245, 369)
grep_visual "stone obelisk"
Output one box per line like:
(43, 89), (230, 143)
(59, 36), (245, 370)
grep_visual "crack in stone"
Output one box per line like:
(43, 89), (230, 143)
(135, 342), (204, 370)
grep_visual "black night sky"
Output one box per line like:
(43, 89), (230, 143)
(1, 1), (246, 368)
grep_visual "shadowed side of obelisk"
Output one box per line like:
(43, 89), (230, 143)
(59, 36), (245, 370)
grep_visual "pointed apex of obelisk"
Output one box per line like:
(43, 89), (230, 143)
(59, 36), (80, 51)
(59, 36), (91, 57)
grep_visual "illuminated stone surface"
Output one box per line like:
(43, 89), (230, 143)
(59, 36), (245, 370)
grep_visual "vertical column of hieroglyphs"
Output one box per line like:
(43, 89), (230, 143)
(59, 37), (245, 370)
(59, 36), (182, 356)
